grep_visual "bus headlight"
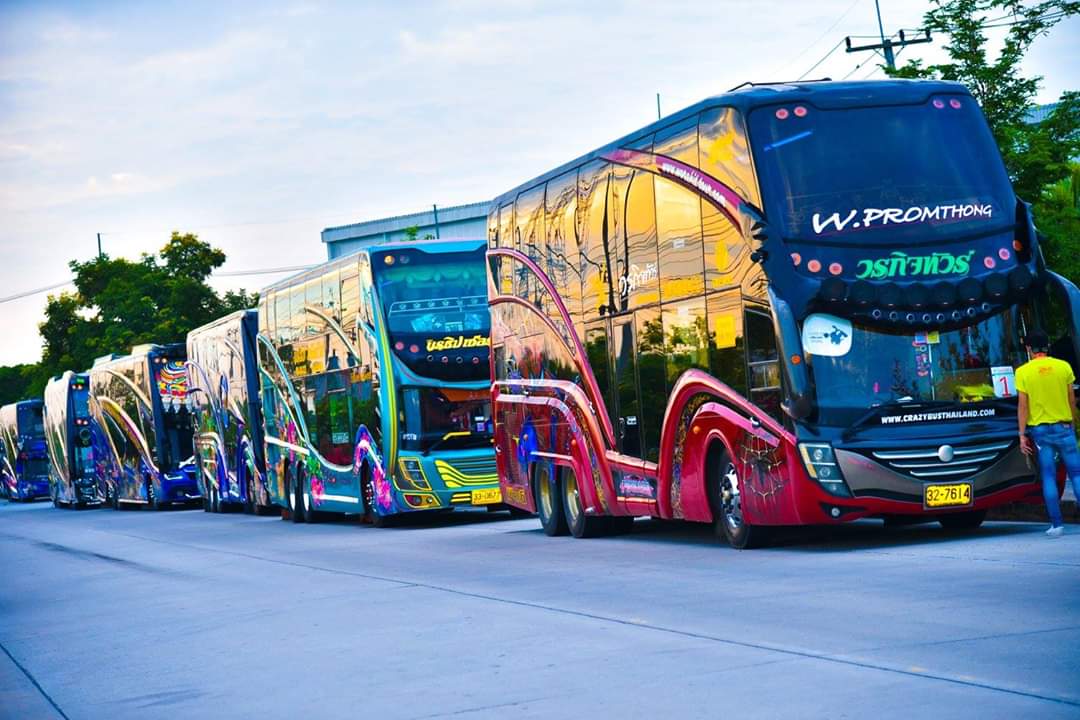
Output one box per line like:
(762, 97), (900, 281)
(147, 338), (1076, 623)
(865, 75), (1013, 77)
(396, 457), (432, 492)
(799, 443), (851, 497)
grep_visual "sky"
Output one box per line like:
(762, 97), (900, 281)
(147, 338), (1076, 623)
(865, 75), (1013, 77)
(1, 0), (1077, 366)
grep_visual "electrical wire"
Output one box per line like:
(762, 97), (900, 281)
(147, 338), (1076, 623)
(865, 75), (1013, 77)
(0, 264), (316, 305)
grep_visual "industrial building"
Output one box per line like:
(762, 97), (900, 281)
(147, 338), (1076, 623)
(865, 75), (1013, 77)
(321, 201), (489, 259)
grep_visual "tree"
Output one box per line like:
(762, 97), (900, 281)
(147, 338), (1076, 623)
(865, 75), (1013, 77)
(888, 0), (1080, 281)
(1037, 163), (1080, 281)
(0, 232), (257, 405)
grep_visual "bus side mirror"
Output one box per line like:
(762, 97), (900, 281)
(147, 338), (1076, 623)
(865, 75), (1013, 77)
(1046, 271), (1080, 371)
(768, 288), (813, 420)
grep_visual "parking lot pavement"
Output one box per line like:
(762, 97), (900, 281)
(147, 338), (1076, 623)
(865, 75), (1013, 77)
(1, 500), (1078, 720)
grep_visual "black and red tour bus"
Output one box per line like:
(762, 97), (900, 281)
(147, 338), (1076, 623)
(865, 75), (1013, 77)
(486, 80), (1080, 547)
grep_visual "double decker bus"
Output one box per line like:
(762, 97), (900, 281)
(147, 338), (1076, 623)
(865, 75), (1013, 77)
(89, 344), (199, 509)
(257, 240), (499, 524)
(187, 309), (274, 514)
(0, 399), (50, 501)
(488, 80), (1079, 548)
(43, 372), (103, 507)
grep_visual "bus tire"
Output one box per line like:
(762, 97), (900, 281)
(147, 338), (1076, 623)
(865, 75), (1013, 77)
(708, 447), (766, 550)
(938, 509), (986, 531)
(290, 466), (307, 524)
(561, 465), (608, 539)
(532, 461), (567, 537)
(147, 478), (164, 511)
(300, 472), (321, 523)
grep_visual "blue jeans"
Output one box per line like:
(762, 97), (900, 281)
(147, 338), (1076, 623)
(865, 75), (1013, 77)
(1029, 423), (1080, 527)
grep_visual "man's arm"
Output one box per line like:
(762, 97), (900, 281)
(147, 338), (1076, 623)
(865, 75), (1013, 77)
(1018, 391), (1033, 455)
(1069, 383), (1079, 428)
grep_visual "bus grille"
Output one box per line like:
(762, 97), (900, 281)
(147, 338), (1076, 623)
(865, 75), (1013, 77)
(435, 457), (498, 488)
(869, 440), (1014, 480)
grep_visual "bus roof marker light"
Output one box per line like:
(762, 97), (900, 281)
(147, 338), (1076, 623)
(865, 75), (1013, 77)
(807, 259), (822, 273)
(828, 262), (843, 276)
(984, 256), (996, 269)
(949, 98), (962, 109)
(933, 99), (945, 109)
(384, 255), (394, 265)
(409, 344), (419, 353)
(998, 248), (1011, 261)
(394, 342), (405, 351)
(794, 106), (808, 117)
(791, 252), (802, 266)
(791, 355), (802, 365)
(1012, 240), (1023, 252)
(775, 108), (789, 120)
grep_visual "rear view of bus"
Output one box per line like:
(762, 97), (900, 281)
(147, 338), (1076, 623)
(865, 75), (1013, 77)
(89, 344), (199, 509)
(257, 240), (498, 523)
(43, 372), (102, 507)
(0, 400), (50, 501)
(187, 309), (274, 514)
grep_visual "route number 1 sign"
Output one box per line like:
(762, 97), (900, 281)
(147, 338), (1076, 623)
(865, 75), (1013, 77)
(991, 366), (1017, 398)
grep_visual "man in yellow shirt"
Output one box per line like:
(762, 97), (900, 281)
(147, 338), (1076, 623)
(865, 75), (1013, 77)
(1017, 330), (1080, 537)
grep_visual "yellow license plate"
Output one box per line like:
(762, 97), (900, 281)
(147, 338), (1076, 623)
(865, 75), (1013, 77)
(471, 488), (502, 505)
(924, 482), (973, 509)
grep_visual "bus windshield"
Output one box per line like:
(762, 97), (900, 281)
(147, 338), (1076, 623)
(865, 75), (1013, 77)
(748, 95), (1015, 245)
(804, 305), (1032, 427)
(372, 246), (491, 381)
(401, 387), (493, 452)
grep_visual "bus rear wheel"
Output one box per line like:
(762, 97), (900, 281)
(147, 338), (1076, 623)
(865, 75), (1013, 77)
(532, 461), (567, 537)
(561, 466), (609, 539)
(147, 479), (164, 511)
(938, 509), (986, 531)
(709, 450), (766, 550)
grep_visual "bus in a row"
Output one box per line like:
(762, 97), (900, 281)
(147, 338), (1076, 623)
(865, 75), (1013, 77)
(88, 344), (199, 509)
(486, 79), (1079, 547)
(187, 309), (275, 514)
(0, 399), (50, 502)
(43, 371), (103, 507)
(255, 239), (500, 523)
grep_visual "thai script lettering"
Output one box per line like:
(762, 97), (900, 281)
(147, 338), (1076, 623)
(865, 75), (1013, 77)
(618, 262), (658, 297)
(812, 203), (994, 235)
(854, 250), (975, 279)
(424, 334), (491, 352)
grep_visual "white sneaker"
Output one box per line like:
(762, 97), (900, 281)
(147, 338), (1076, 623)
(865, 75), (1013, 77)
(1046, 526), (1065, 538)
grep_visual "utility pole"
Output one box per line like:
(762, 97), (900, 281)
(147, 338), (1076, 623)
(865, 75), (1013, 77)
(656, 93), (662, 120)
(432, 204), (441, 239)
(96, 232), (103, 259)
(845, 0), (931, 71)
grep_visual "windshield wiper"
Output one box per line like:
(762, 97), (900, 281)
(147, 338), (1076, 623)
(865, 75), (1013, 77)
(841, 399), (951, 443)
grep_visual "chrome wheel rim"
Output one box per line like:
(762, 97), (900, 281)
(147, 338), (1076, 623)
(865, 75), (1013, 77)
(537, 465), (555, 520)
(564, 472), (581, 528)
(720, 462), (742, 530)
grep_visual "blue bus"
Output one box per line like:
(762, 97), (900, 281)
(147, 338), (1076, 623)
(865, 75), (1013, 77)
(187, 309), (275, 514)
(43, 372), (103, 507)
(257, 240), (501, 524)
(88, 344), (199, 509)
(0, 399), (50, 501)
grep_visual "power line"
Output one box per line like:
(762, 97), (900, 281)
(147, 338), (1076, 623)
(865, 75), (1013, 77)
(798, 38), (847, 81)
(0, 264), (317, 306)
(778, 0), (862, 77)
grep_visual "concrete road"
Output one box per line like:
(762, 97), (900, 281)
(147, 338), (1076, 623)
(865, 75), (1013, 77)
(1, 501), (1078, 720)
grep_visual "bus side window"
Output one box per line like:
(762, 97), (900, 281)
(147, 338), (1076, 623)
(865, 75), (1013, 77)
(654, 117), (705, 304)
(706, 294), (748, 398)
(745, 309), (782, 423)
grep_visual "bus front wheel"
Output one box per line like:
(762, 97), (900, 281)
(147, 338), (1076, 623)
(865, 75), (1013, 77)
(532, 461), (567, 537)
(708, 449), (766, 550)
(290, 467), (307, 524)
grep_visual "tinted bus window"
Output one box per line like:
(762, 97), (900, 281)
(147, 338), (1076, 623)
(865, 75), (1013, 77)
(747, 95), (1014, 245)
